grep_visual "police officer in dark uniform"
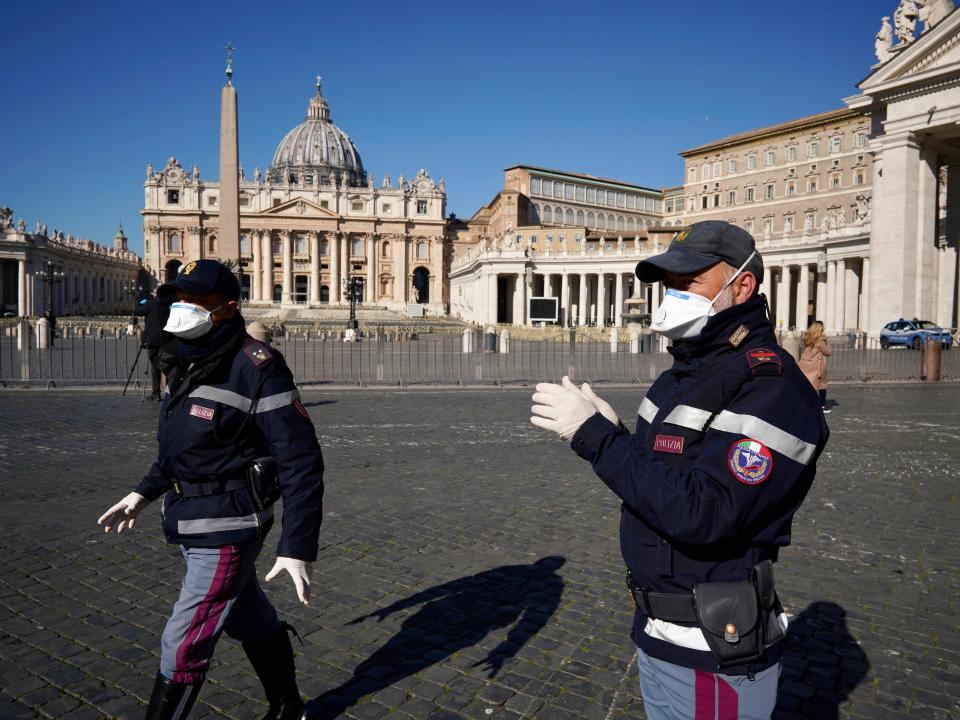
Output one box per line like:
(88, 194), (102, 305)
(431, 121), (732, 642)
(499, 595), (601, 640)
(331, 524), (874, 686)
(531, 221), (829, 719)
(98, 260), (324, 720)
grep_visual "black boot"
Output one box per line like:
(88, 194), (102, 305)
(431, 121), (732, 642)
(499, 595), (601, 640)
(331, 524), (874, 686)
(144, 672), (205, 720)
(243, 623), (307, 720)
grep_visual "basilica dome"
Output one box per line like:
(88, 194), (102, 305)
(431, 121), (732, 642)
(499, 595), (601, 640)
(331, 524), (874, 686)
(268, 79), (366, 187)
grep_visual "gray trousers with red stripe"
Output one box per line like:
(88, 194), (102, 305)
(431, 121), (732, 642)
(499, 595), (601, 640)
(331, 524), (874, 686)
(637, 648), (780, 720)
(160, 542), (281, 684)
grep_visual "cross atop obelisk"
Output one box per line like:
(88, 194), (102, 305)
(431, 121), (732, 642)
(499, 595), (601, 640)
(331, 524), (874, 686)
(225, 42), (235, 83)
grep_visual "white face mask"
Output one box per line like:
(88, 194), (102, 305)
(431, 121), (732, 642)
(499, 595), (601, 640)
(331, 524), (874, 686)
(652, 252), (756, 340)
(164, 302), (220, 339)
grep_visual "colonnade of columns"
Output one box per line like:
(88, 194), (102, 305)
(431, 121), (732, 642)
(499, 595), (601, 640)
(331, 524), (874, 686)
(3, 257), (139, 317)
(503, 270), (636, 326)
(765, 256), (869, 333)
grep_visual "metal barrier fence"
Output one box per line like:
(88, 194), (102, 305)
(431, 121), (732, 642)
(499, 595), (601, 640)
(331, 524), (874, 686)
(2, 321), (958, 387)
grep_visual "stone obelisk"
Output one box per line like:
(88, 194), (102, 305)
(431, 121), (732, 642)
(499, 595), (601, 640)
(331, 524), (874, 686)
(218, 44), (240, 262)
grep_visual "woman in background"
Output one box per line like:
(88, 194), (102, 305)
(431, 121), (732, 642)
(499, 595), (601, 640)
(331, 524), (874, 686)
(799, 320), (832, 413)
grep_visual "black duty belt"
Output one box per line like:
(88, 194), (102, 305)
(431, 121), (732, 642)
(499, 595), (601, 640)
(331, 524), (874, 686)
(173, 477), (249, 498)
(629, 586), (699, 624)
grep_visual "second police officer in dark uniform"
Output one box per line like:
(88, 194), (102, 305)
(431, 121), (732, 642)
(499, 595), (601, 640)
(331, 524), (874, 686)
(531, 221), (829, 719)
(98, 260), (324, 720)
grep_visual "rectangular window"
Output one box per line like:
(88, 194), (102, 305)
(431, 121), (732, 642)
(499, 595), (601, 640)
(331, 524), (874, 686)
(351, 201), (364, 211)
(666, 200), (674, 213)
(746, 154), (756, 170)
(746, 187), (755, 202)
(382, 203), (392, 212)
(167, 189), (180, 204)
(295, 236), (306, 254)
(416, 200), (428, 214)
(713, 161), (722, 177)
(596, 189), (606, 205)
(807, 179), (817, 192)
(626, 194), (636, 209)
(787, 182), (796, 196)
(830, 136), (842, 153)
(617, 192), (626, 208)
(587, 187), (596, 203)
(530, 177), (542, 195)
(728, 159), (737, 173)
(830, 175), (841, 189)
(807, 141), (819, 157)
(713, 194), (720, 207)
(239, 196), (250, 207)
(530, 234), (538, 246)
(745, 219), (754, 232)
(272, 198), (281, 207)
(701, 196), (708, 209)
(207, 195), (218, 207)
(805, 213), (816, 230)
(702, 164), (711, 180)
(765, 151), (775, 166)
(763, 218), (772, 235)
(787, 146), (797, 162)
(688, 167), (696, 182)
(854, 172), (864, 185)
(542, 180), (553, 196)
(564, 184), (574, 200)
(688, 197), (695, 211)
(575, 185), (585, 202)
(764, 184), (774, 199)
(727, 190), (736, 205)
(320, 200), (329, 208)
(855, 131), (867, 147)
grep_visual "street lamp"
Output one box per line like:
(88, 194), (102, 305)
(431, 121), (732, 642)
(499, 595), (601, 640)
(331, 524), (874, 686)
(34, 261), (64, 314)
(122, 281), (139, 326)
(346, 276), (365, 331)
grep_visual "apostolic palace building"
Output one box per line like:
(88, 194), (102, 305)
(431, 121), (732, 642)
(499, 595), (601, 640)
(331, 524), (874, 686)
(142, 78), (448, 314)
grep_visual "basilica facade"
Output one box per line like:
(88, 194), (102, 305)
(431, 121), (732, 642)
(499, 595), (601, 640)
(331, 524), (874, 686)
(141, 80), (448, 313)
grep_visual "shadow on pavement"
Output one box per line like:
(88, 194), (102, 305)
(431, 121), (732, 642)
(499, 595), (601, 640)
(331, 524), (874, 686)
(306, 556), (566, 718)
(774, 601), (870, 719)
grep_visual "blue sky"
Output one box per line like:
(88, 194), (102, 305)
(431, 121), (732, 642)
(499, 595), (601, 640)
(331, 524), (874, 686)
(2, 0), (888, 256)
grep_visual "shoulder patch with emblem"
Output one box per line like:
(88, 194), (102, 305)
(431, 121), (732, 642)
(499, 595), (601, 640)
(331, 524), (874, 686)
(728, 438), (773, 485)
(242, 339), (273, 366)
(746, 347), (782, 376)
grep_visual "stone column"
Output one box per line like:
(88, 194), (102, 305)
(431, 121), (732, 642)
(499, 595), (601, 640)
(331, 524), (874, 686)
(560, 272), (570, 326)
(844, 261), (860, 331)
(578, 273), (587, 326)
(597, 273), (606, 326)
(761, 266), (772, 301)
(252, 230), (262, 302)
(941, 164), (960, 330)
(777, 265), (792, 330)
(816, 266), (827, 323)
(340, 233), (349, 302)
(860, 257), (870, 332)
(395, 234), (408, 304)
(310, 231), (321, 304)
(281, 231), (293, 305)
(795, 264), (809, 332)
(825, 261), (837, 332)
(914, 147), (940, 321)
(834, 259), (846, 332)
(614, 272), (624, 327)
(17, 258), (26, 316)
(261, 231), (273, 304)
(330, 232), (340, 304)
(487, 271), (498, 325)
(514, 272), (526, 326)
(366, 234), (376, 303)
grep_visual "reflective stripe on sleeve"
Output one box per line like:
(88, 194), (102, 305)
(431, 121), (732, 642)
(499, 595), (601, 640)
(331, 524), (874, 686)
(188, 386), (298, 414)
(177, 507), (274, 535)
(663, 404), (816, 465)
(638, 397), (658, 424)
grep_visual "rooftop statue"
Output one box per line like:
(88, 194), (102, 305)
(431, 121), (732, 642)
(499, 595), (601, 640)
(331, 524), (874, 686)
(875, 16), (894, 62)
(894, 0), (919, 43)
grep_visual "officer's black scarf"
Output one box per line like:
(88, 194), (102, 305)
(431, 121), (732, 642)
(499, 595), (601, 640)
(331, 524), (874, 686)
(166, 314), (247, 405)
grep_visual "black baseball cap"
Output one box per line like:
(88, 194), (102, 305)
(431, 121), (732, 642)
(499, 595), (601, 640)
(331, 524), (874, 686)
(635, 221), (764, 283)
(157, 259), (241, 301)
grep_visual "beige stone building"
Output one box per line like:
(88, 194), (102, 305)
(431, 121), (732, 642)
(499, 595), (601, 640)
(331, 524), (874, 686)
(142, 79), (448, 314)
(678, 108), (874, 333)
(448, 166), (675, 327)
(0, 210), (142, 317)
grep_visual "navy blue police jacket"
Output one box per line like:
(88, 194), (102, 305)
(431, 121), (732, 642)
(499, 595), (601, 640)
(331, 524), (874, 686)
(570, 295), (829, 673)
(133, 318), (325, 561)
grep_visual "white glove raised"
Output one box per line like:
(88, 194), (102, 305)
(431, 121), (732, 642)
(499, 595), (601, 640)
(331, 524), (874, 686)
(531, 375), (599, 440)
(265, 557), (313, 606)
(97, 492), (148, 533)
(580, 381), (620, 426)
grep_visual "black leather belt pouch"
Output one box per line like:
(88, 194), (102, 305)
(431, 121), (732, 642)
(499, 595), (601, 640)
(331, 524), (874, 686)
(247, 457), (280, 511)
(692, 561), (784, 667)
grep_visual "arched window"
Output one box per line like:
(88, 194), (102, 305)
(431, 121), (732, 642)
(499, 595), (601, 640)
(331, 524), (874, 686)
(627, 217), (635, 231)
(565, 209), (574, 225)
(598, 214), (605, 230)
(208, 234), (217, 253)
(351, 238), (362, 256)
(607, 214), (615, 229)
(543, 205), (552, 223)
(417, 241), (428, 259)
(587, 211), (595, 227)
(168, 232), (181, 254)
(617, 216), (625, 231)
(533, 203), (541, 223)
(576, 210), (584, 225)
(382, 240), (391, 257)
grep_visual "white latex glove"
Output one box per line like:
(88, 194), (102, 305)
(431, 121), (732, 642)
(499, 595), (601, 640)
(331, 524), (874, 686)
(581, 382), (620, 426)
(531, 375), (599, 440)
(265, 557), (312, 606)
(97, 492), (148, 533)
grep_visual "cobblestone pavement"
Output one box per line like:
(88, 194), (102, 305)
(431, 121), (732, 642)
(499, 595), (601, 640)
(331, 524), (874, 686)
(0, 384), (958, 719)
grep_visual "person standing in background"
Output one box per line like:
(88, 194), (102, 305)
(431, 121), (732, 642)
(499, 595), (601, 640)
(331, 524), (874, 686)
(799, 320), (832, 413)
